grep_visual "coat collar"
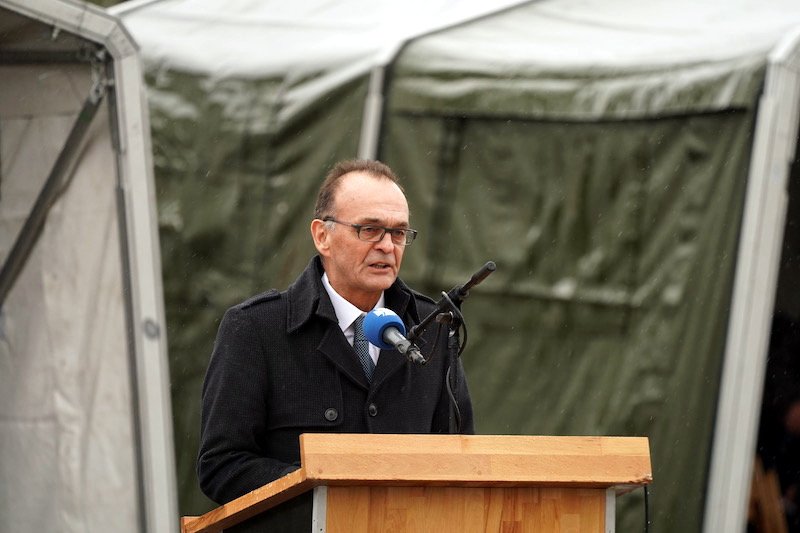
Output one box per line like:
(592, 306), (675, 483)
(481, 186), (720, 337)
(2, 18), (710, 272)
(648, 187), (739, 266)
(286, 256), (420, 333)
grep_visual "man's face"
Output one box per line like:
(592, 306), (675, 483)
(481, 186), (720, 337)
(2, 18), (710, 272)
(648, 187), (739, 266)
(311, 171), (410, 311)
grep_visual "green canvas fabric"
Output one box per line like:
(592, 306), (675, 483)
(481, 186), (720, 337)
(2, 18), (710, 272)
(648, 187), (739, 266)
(391, 52), (767, 121)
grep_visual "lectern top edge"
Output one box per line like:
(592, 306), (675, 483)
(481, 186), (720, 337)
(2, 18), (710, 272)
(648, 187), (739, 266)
(300, 433), (651, 487)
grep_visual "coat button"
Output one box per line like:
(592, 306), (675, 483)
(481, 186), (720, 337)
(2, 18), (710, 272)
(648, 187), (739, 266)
(368, 403), (378, 417)
(324, 408), (338, 422)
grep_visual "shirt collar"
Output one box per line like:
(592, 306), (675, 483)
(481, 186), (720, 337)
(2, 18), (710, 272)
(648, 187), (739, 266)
(321, 272), (385, 332)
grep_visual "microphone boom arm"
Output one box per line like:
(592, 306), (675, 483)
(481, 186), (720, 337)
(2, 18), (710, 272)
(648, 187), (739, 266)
(407, 260), (496, 344)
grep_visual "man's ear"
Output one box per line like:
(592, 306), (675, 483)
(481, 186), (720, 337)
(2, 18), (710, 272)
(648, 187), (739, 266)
(310, 219), (331, 257)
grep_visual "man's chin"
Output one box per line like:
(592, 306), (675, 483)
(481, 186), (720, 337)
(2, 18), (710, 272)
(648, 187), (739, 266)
(363, 270), (397, 290)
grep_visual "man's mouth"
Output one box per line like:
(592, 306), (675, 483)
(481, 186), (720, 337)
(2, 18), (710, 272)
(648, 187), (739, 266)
(369, 262), (392, 270)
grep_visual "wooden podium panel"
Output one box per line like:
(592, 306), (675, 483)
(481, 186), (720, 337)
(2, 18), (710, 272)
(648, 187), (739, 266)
(322, 486), (608, 533)
(181, 434), (651, 533)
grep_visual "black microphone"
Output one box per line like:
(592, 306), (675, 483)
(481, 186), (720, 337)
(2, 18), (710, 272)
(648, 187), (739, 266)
(363, 308), (426, 365)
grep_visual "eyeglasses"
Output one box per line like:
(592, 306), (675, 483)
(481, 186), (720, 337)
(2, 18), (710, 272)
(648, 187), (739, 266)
(323, 217), (418, 246)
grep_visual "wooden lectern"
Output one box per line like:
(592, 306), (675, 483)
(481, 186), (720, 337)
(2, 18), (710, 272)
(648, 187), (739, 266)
(181, 434), (651, 533)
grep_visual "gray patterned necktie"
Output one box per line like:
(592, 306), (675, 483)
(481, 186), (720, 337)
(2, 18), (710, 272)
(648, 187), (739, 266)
(353, 315), (375, 382)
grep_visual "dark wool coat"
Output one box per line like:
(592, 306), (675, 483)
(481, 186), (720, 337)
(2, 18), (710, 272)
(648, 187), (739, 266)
(198, 256), (474, 504)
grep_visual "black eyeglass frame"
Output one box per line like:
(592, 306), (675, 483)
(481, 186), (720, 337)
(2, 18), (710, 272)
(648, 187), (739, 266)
(322, 216), (418, 246)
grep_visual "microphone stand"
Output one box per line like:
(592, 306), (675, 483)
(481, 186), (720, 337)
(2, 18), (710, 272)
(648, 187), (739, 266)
(407, 261), (496, 433)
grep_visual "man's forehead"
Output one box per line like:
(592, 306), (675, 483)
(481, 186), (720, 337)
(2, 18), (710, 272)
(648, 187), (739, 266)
(333, 175), (409, 226)
(334, 172), (406, 204)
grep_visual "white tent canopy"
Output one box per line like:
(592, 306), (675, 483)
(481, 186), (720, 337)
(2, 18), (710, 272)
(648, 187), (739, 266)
(114, 0), (530, 78)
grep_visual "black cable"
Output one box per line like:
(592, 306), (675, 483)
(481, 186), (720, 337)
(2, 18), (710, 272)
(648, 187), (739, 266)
(457, 319), (468, 355)
(444, 365), (462, 432)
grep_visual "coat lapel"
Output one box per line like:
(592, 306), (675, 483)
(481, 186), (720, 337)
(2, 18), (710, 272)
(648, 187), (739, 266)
(285, 257), (370, 389)
(371, 348), (407, 389)
(316, 324), (371, 390)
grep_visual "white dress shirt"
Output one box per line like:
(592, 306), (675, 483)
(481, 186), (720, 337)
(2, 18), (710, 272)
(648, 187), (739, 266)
(321, 272), (383, 365)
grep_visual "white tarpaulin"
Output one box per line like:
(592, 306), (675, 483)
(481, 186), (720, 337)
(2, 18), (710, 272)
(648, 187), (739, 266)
(0, 1), (176, 532)
(0, 68), (136, 531)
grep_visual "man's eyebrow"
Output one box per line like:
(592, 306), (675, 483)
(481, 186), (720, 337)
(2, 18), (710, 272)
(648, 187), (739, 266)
(359, 217), (410, 228)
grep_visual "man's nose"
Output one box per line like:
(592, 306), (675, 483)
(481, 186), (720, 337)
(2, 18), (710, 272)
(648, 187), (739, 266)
(373, 231), (396, 251)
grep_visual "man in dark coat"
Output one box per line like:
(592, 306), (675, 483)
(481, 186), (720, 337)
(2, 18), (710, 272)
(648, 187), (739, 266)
(198, 159), (474, 505)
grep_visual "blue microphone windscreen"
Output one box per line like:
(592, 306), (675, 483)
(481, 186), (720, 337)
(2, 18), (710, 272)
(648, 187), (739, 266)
(363, 308), (406, 350)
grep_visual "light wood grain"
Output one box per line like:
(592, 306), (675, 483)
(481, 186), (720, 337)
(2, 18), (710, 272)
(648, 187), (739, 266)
(181, 469), (310, 533)
(326, 486), (606, 533)
(300, 434), (652, 487)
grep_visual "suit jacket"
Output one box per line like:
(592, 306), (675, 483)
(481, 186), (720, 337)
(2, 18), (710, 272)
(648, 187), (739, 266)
(198, 256), (474, 504)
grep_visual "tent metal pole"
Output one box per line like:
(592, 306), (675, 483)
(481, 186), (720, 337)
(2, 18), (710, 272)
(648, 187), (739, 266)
(702, 28), (800, 533)
(0, 52), (109, 308)
(357, 66), (386, 159)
